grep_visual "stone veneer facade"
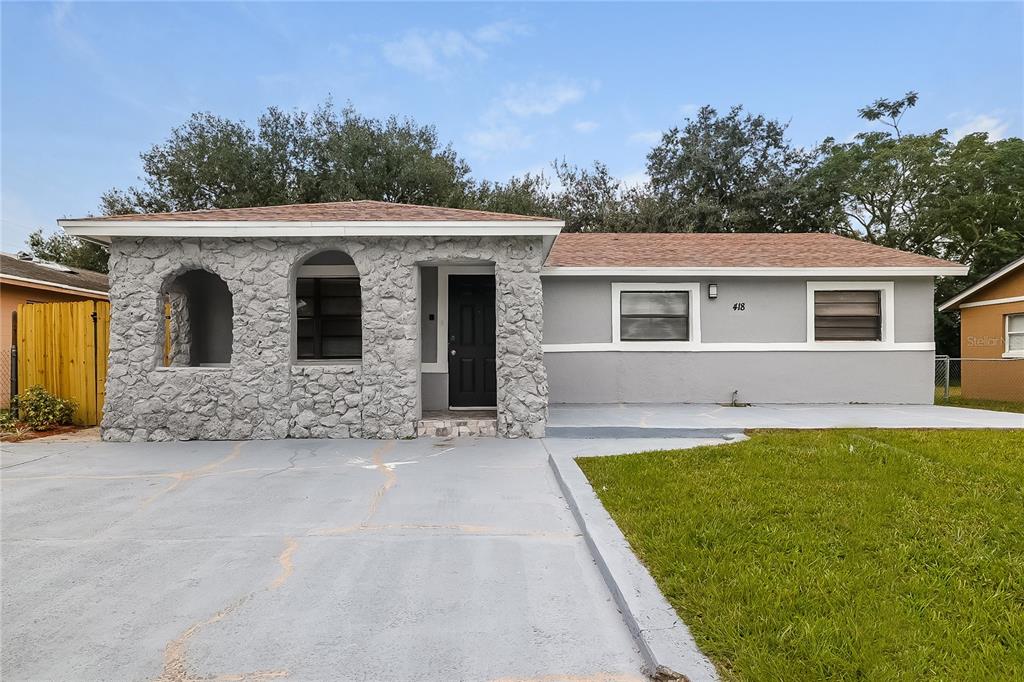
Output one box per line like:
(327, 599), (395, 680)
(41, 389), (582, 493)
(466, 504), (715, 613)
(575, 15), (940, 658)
(102, 236), (547, 441)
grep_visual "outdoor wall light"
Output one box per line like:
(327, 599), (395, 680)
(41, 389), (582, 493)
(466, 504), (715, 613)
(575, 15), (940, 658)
(708, 283), (718, 299)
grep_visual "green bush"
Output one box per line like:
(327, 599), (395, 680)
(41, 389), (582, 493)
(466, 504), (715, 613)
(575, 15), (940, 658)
(0, 410), (17, 433)
(18, 385), (76, 431)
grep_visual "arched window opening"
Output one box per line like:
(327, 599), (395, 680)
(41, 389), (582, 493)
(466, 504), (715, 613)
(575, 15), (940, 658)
(162, 270), (233, 367)
(295, 251), (361, 360)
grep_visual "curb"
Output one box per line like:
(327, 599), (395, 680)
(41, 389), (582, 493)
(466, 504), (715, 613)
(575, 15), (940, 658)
(548, 450), (719, 682)
(546, 426), (740, 440)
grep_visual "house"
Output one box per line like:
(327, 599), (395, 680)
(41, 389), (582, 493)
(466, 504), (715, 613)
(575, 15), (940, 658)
(0, 252), (109, 409)
(59, 201), (966, 441)
(938, 255), (1024, 402)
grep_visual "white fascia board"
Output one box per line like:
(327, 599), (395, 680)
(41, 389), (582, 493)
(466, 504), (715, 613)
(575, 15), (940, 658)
(938, 255), (1024, 311)
(958, 295), (1024, 309)
(542, 265), (969, 277)
(59, 220), (564, 241)
(542, 341), (936, 353)
(0, 274), (109, 298)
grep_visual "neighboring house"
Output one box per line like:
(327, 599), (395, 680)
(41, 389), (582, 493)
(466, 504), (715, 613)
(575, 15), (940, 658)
(938, 255), (1024, 402)
(0, 252), (109, 408)
(60, 201), (966, 442)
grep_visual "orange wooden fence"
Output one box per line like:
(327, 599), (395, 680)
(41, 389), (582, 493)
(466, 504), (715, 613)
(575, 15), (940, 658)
(16, 300), (111, 426)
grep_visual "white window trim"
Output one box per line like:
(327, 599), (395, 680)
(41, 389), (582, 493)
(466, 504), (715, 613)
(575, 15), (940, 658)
(1005, 314), (1024, 359)
(807, 281), (895, 346)
(611, 282), (701, 349)
(421, 264), (496, 374)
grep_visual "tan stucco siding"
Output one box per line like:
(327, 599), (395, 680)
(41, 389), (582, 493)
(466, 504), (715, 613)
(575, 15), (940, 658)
(957, 267), (1024, 401)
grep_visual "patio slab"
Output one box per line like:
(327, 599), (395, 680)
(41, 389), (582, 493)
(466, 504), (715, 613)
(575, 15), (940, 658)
(548, 403), (1024, 437)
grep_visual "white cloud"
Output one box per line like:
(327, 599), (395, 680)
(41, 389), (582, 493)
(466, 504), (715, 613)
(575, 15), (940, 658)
(573, 120), (599, 134)
(497, 81), (585, 117)
(381, 21), (532, 79)
(466, 126), (534, 155)
(950, 113), (1010, 141)
(679, 103), (700, 116)
(467, 78), (591, 155)
(473, 20), (532, 44)
(381, 29), (484, 79)
(628, 130), (662, 145)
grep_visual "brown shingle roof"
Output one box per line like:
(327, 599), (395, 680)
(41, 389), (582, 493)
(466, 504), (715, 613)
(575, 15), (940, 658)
(0, 253), (108, 292)
(544, 232), (964, 269)
(62, 200), (556, 223)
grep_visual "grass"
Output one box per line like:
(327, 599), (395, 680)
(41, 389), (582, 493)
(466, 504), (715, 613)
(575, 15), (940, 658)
(934, 387), (1024, 413)
(578, 430), (1024, 681)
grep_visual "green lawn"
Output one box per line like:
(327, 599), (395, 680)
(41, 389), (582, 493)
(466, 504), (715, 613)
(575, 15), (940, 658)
(934, 387), (1024, 413)
(578, 430), (1024, 681)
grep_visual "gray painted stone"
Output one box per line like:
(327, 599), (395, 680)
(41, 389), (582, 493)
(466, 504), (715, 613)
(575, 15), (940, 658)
(102, 236), (548, 441)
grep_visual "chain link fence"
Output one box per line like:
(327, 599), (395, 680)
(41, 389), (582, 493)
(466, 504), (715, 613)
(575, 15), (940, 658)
(935, 356), (1024, 404)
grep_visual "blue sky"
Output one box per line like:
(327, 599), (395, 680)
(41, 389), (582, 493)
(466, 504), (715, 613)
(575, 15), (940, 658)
(2, 1), (1022, 251)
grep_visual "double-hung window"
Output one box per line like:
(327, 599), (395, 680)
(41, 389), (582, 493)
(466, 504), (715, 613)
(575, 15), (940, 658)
(612, 283), (699, 344)
(296, 277), (361, 359)
(1006, 314), (1024, 357)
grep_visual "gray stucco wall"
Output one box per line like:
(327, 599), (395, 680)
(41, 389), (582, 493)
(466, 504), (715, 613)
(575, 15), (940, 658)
(542, 275), (937, 404)
(421, 373), (448, 411)
(545, 350), (936, 404)
(543, 276), (936, 344)
(103, 236), (547, 441)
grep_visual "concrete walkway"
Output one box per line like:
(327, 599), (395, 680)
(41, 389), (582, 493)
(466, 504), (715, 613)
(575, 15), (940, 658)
(548, 403), (1024, 437)
(1, 436), (691, 682)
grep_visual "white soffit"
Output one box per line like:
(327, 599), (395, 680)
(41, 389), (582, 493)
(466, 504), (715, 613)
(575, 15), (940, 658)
(59, 220), (564, 243)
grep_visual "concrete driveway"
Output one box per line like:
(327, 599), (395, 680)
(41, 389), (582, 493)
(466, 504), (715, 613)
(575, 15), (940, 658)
(1, 437), (656, 682)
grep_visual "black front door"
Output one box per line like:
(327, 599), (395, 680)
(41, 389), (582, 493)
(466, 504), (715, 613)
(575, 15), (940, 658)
(448, 275), (496, 408)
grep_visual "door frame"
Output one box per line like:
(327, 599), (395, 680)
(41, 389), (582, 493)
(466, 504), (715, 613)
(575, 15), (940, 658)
(421, 264), (495, 376)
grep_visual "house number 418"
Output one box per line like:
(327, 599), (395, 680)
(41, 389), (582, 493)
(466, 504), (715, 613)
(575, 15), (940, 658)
(732, 303), (746, 311)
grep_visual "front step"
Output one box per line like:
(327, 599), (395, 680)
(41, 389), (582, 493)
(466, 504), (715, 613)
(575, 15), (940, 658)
(417, 414), (497, 438)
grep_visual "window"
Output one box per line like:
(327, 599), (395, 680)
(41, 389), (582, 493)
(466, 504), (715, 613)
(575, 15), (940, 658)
(294, 250), (361, 360)
(612, 283), (699, 344)
(296, 278), (361, 359)
(620, 291), (689, 340)
(1007, 314), (1024, 357)
(813, 290), (882, 341)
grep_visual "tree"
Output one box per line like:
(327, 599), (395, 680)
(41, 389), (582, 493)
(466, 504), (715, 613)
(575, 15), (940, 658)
(926, 135), (1024, 354)
(471, 172), (554, 217)
(645, 105), (842, 232)
(26, 230), (109, 273)
(810, 92), (949, 251)
(813, 92), (1024, 354)
(101, 99), (475, 215)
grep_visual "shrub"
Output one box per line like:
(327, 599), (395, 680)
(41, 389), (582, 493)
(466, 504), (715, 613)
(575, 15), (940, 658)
(0, 410), (17, 433)
(18, 385), (76, 431)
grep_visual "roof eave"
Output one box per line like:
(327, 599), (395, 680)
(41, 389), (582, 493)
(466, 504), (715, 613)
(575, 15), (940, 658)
(59, 219), (564, 243)
(542, 265), (969, 277)
(938, 255), (1024, 311)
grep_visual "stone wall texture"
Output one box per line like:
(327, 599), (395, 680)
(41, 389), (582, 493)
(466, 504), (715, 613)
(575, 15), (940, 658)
(102, 236), (548, 441)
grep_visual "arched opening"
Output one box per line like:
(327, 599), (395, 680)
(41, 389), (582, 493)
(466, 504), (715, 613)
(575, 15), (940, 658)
(162, 269), (233, 367)
(295, 251), (361, 360)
